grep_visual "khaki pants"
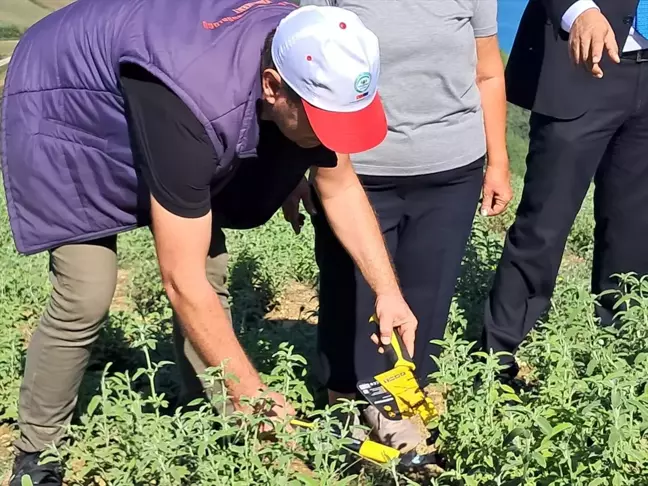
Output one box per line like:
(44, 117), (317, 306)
(14, 230), (231, 454)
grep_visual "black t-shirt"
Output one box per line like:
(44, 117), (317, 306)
(119, 63), (336, 228)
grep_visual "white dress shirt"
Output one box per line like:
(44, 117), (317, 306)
(561, 0), (648, 52)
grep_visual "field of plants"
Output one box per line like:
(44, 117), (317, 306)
(1, 90), (648, 484)
(0, 0), (74, 34)
(0, 0), (75, 89)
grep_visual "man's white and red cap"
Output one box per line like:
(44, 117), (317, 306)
(271, 5), (387, 154)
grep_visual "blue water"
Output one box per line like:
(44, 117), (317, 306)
(498, 0), (527, 53)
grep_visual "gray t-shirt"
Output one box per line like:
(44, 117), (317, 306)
(299, 0), (498, 176)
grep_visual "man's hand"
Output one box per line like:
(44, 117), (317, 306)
(569, 8), (620, 78)
(372, 293), (418, 357)
(234, 389), (296, 435)
(481, 163), (513, 217)
(282, 177), (316, 234)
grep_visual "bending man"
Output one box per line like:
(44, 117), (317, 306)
(1, 1), (417, 484)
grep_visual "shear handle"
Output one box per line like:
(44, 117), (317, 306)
(370, 315), (415, 369)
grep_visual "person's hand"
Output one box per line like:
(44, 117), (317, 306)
(481, 163), (512, 217)
(569, 8), (620, 78)
(371, 293), (418, 357)
(282, 177), (316, 234)
(233, 388), (296, 435)
(256, 390), (296, 434)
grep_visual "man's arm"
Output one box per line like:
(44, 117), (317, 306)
(311, 155), (417, 353)
(150, 200), (266, 405)
(542, 0), (591, 30)
(119, 63), (285, 411)
(312, 158), (398, 297)
(560, 0), (600, 32)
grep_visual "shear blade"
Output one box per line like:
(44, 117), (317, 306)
(398, 450), (442, 469)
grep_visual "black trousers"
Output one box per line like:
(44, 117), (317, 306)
(482, 58), (648, 371)
(313, 158), (484, 393)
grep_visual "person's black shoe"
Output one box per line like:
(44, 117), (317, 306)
(9, 451), (63, 486)
(496, 361), (521, 385)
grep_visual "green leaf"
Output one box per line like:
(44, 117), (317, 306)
(634, 353), (648, 365)
(169, 465), (189, 481)
(611, 390), (621, 409)
(334, 477), (357, 485)
(296, 474), (319, 485)
(501, 393), (523, 404)
(629, 399), (648, 419)
(589, 479), (608, 486)
(613, 472), (623, 486)
(550, 422), (573, 438)
(627, 448), (648, 463)
(86, 395), (102, 417)
(608, 426), (622, 449)
(21, 476), (34, 486)
(586, 358), (599, 376)
(544, 408), (558, 419)
(535, 416), (553, 436)
(504, 427), (531, 446)
(583, 400), (602, 416)
(532, 451), (547, 468)
(465, 476), (479, 486)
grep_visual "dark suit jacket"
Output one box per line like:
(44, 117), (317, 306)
(506, 0), (639, 119)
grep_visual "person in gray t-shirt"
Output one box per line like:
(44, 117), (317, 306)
(285, 0), (512, 452)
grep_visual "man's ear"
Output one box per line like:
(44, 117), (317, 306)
(261, 68), (282, 105)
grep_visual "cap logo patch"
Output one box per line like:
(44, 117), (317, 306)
(354, 72), (371, 94)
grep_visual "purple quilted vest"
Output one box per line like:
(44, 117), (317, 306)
(1, 0), (296, 255)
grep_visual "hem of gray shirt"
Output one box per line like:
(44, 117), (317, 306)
(351, 148), (487, 178)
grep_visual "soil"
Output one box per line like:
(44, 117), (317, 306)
(288, 457), (314, 478)
(111, 269), (132, 312)
(562, 252), (586, 267)
(424, 384), (448, 417)
(517, 360), (532, 379)
(264, 281), (318, 326)
(18, 317), (35, 348)
(0, 425), (16, 486)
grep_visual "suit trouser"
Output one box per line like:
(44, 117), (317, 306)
(482, 59), (648, 370)
(14, 229), (231, 454)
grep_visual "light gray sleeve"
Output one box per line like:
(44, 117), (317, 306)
(299, 0), (335, 5)
(471, 0), (498, 38)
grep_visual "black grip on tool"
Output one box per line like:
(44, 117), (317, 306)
(375, 319), (413, 366)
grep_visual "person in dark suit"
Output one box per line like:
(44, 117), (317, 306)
(481, 0), (648, 378)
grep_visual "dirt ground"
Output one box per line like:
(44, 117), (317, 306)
(0, 425), (17, 486)
(111, 269), (132, 312)
(264, 281), (318, 326)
